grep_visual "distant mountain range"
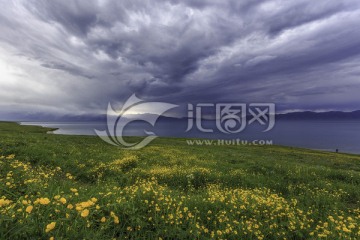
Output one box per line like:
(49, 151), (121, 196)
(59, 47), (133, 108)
(4, 110), (360, 122)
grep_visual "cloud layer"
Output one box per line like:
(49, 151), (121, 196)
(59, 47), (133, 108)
(1, 0), (360, 118)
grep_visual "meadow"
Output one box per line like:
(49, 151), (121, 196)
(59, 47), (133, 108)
(0, 122), (359, 239)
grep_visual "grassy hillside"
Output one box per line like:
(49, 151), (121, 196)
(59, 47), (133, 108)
(0, 122), (359, 239)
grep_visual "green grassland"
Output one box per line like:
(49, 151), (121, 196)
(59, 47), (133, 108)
(0, 122), (359, 239)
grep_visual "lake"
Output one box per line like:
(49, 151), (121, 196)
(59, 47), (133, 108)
(21, 119), (360, 154)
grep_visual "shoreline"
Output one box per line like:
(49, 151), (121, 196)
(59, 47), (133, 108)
(13, 121), (360, 156)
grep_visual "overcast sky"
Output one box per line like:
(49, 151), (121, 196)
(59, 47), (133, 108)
(1, 0), (360, 119)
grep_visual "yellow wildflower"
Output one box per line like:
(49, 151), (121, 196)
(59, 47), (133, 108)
(0, 198), (12, 207)
(45, 222), (56, 233)
(81, 209), (89, 218)
(6, 154), (15, 159)
(35, 198), (50, 205)
(26, 205), (33, 213)
(111, 212), (120, 224)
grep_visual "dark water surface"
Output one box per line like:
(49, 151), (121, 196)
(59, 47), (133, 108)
(21, 120), (360, 154)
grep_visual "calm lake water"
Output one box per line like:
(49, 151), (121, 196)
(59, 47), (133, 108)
(21, 119), (360, 154)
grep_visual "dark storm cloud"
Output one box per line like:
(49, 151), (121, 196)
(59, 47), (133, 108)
(41, 62), (95, 79)
(1, 0), (360, 118)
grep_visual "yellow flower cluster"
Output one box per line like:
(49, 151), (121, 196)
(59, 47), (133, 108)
(0, 198), (12, 207)
(45, 222), (56, 233)
(34, 198), (51, 205)
(1, 152), (359, 239)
